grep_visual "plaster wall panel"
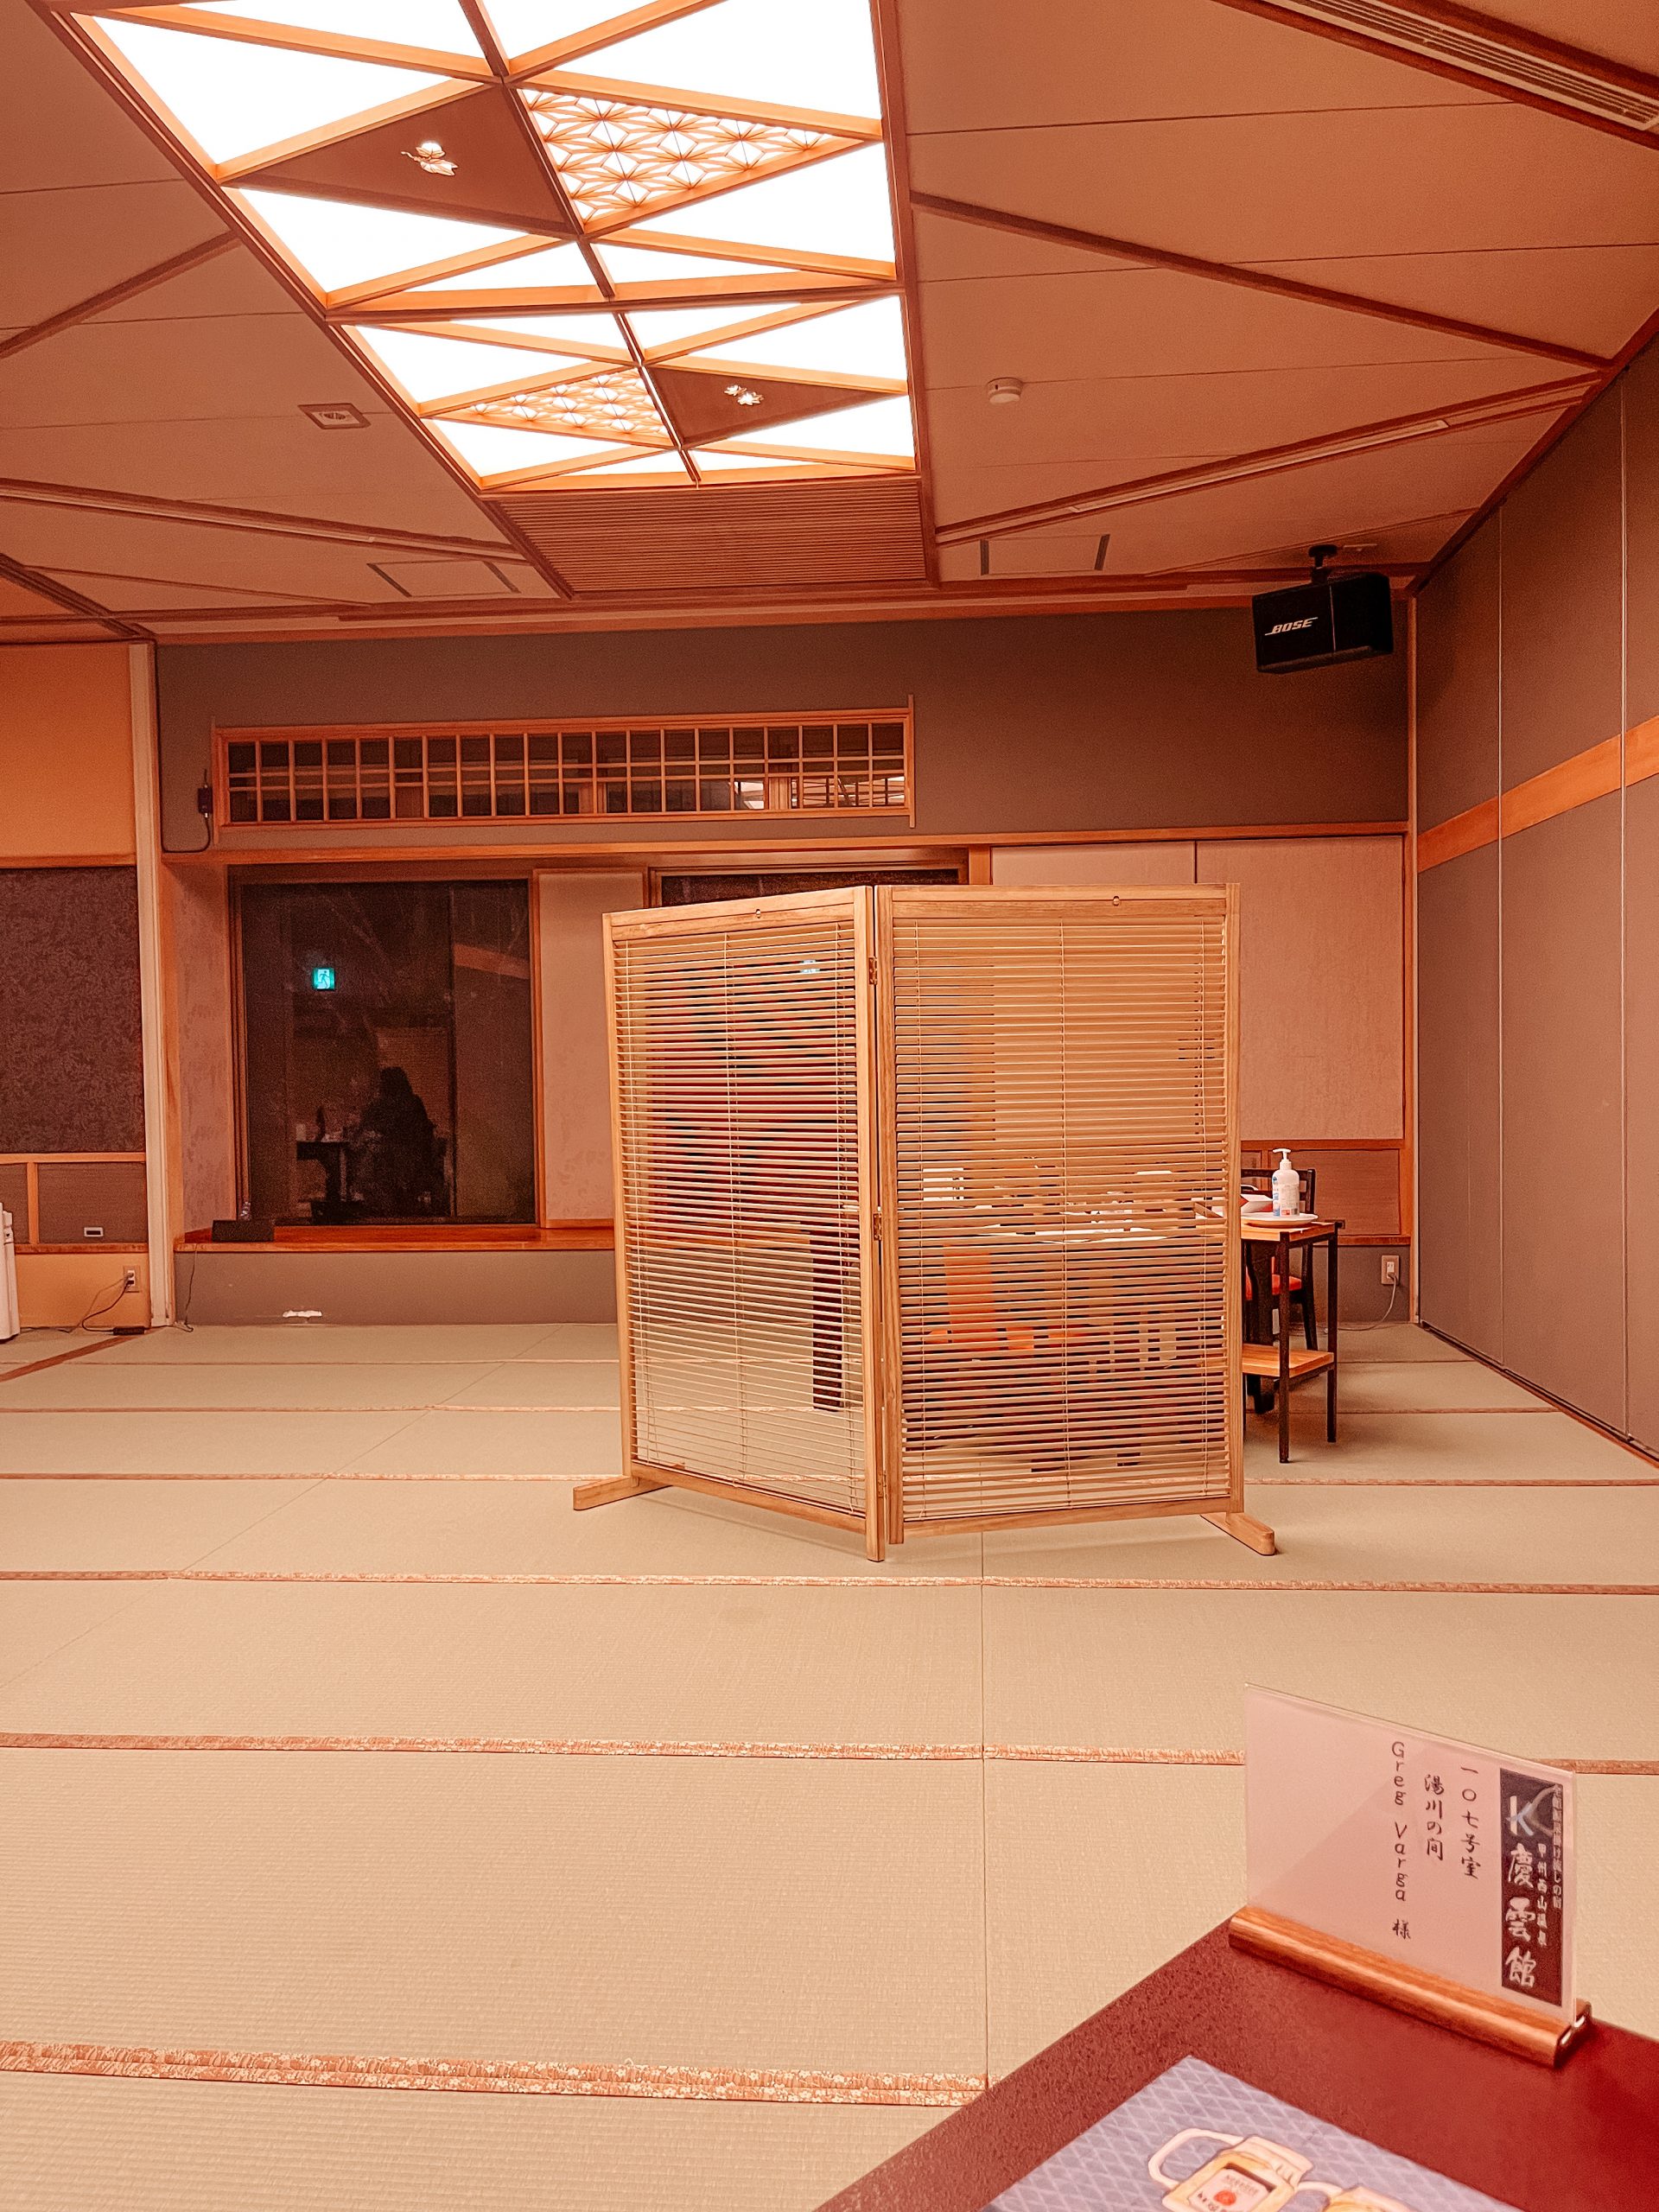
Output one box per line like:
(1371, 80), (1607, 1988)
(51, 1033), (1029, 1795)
(1628, 346), (1659, 733)
(155, 613), (1406, 851)
(1198, 836), (1404, 1141)
(1500, 798), (1624, 1430)
(535, 871), (647, 1224)
(1415, 842), (1502, 1361)
(1627, 776), (1659, 1454)
(0, 645), (135, 858)
(1414, 518), (1499, 831)
(167, 867), (237, 1235)
(989, 842), (1195, 886)
(1498, 387), (1624, 787)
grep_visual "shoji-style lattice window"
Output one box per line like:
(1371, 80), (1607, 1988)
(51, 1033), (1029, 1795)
(218, 715), (911, 827)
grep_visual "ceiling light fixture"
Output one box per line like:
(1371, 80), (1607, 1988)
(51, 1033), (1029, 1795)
(725, 383), (763, 406)
(987, 378), (1023, 405)
(404, 139), (458, 177)
(300, 402), (369, 429)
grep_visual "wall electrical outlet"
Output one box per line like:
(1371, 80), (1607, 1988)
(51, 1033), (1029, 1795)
(124, 1268), (137, 1290)
(1380, 1255), (1399, 1284)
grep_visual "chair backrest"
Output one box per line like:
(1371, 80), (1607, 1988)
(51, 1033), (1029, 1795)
(1241, 1164), (1318, 1213)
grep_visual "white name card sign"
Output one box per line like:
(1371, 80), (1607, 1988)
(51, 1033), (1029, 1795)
(1230, 1689), (1590, 2065)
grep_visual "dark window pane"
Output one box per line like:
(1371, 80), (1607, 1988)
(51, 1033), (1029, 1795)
(238, 880), (535, 1230)
(228, 742), (255, 773)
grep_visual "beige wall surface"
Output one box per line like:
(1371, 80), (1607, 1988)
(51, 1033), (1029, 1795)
(989, 842), (1197, 886)
(1198, 837), (1404, 1143)
(167, 864), (236, 1235)
(0, 644), (135, 858)
(1414, 344), (1659, 1450)
(537, 870), (647, 1223)
(154, 607), (1406, 852)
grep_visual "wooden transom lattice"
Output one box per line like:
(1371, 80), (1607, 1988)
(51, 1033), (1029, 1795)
(216, 713), (911, 826)
(73, 0), (915, 494)
(595, 885), (1258, 1561)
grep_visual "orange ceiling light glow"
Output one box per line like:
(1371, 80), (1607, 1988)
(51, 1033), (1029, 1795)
(77, 0), (915, 492)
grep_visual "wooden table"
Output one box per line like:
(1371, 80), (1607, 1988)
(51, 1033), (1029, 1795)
(1242, 1215), (1340, 1463)
(817, 1922), (1659, 2212)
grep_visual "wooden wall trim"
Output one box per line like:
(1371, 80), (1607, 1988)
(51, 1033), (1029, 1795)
(0, 852), (138, 868)
(1416, 797), (1501, 872)
(171, 820), (1408, 871)
(1417, 715), (1659, 871)
(130, 643), (175, 1325)
(1500, 736), (1621, 839)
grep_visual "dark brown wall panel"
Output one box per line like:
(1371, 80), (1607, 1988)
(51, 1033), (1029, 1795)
(1498, 387), (1624, 788)
(0, 868), (144, 1153)
(35, 1159), (148, 1245)
(1500, 798), (1624, 1429)
(1627, 774), (1659, 1454)
(1415, 518), (1499, 832)
(1416, 842), (1502, 1362)
(1628, 346), (1659, 733)
(156, 611), (1407, 850)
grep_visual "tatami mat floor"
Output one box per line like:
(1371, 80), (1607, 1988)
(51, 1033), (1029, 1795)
(1, 1318), (1654, 2209)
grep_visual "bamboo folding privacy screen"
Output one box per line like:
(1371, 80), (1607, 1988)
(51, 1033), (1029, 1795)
(576, 885), (1270, 1561)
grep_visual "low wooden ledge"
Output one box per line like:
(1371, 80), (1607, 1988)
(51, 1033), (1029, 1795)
(175, 1223), (613, 1254)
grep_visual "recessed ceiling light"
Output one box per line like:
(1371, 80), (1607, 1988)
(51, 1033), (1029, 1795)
(987, 378), (1023, 405)
(404, 139), (457, 177)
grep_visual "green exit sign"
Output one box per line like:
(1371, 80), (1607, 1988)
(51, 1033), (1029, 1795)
(310, 965), (336, 992)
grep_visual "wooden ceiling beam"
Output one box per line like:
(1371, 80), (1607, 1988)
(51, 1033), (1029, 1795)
(0, 550), (148, 640)
(870, 0), (938, 582)
(938, 377), (1592, 543)
(0, 474), (546, 560)
(911, 194), (1609, 372)
(1206, 0), (1659, 151)
(59, 5), (496, 82)
(0, 234), (237, 365)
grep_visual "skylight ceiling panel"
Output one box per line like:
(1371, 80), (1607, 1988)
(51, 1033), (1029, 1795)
(680, 295), (907, 378)
(349, 326), (605, 399)
(571, 0), (882, 118)
(88, 15), (454, 163)
(236, 190), (527, 292)
(591, 240), (819, 289)
(429, 417), (643, 474)
(626, 302), (817, 353)
(401, 239), (601, 296)
(479, 0), (703, 67)
(458, 311), (632, 352)
(620, 143), (895, 266)
(184, 0), (487, 64)
(718, 392), (915, 457)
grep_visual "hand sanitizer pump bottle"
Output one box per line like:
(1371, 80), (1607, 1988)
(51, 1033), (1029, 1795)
(1272, 1147), (1300, 1219)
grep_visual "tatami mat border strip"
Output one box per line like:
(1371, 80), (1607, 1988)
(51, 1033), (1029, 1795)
(0, 1340), (124, 1384)
(2, 1570), (1656, 1593)
(3, 1733), (1652, 1774)
(0, 2041), (981, 2107)
(8, 1471), (1659, 1485)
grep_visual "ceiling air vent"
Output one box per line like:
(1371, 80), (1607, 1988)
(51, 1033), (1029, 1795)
(1272, 1), (1659, 130)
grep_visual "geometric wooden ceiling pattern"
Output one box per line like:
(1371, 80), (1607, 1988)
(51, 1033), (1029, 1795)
(7, 0), (1659, 640)
(69, 0), (916, 491)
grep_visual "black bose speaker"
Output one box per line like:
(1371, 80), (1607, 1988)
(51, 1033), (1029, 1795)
(1253, 563), (1393, 674)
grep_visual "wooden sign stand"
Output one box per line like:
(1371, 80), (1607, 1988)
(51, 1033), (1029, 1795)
(576, 883), (1272, 1563)
(1230, 1905), (1592, 2066)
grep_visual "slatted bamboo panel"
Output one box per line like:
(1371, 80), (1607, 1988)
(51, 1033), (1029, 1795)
(607, 892), (877, 1540)
(879, 887), (1241, 1530)
(603, 883), (1244, 1559)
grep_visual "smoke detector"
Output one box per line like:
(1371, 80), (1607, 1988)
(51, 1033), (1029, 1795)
(986, 378), (1024, 406)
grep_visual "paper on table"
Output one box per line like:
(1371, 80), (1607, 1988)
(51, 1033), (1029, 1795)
(1244, 1688), (1574, 2023)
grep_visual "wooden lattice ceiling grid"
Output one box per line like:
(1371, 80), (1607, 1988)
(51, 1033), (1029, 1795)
(59, 0), (918, 496)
